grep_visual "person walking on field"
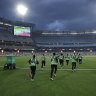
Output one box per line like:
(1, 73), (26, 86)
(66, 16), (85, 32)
(78, 54), (82, 64)
(41, 54), (46, 70)
(65, 54), (70, 66)
(50, 53), (58, 81)
(71, 53), (76, 72)
(29, 55), (39, 81)
(59, 53), (64, 68)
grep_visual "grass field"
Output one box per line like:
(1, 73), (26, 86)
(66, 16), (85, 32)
(0, 55), (96, 96)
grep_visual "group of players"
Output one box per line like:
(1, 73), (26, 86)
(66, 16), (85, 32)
(29, 53), (82, 81)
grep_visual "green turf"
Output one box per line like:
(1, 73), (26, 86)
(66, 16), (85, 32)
(0, 55), (96, 96)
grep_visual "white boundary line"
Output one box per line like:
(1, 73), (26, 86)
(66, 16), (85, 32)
(0, 66), (96, 70)
(16, 67), (96, 70)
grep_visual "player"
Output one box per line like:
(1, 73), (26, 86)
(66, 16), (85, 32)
(78, 54), (82, 64)
(41, 54), (46, 69)
(50, 53), (58, 80)
(59, 53), (64, 67)
(71, 53), (76, 72)
(29, 55), (39, 81)
(76, 53), (79, 62)
(70, 54), (72, 58)
(65, 54), (70, 66)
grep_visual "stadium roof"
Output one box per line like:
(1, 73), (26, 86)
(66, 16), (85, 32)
(33, 30), (96, 35)
(0, 17), (35, 27)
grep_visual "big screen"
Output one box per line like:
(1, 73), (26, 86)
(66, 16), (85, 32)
(14, 26), (31, 37)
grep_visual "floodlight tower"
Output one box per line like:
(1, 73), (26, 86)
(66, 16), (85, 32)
(16, 4), (28, 21)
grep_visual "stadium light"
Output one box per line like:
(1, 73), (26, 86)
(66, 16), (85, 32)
(16, 4), (28, 16)
(90, 50), (92, 52)
(1, 50), (4, 53)
(17, 50), (19, 53)
(61, 50), (63, 53)
(45, 51), (47, 53)
(74, 51), (75, 53)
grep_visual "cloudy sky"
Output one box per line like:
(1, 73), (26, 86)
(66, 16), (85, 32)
(0, 0), (96, 31)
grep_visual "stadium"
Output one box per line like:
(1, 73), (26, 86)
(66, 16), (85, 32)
(0, 17), (96, 55)
(0, 1), (96, 96)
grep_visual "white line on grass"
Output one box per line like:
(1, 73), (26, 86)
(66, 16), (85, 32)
(17, 67), (96, 70)
(0, 66), (96, 70)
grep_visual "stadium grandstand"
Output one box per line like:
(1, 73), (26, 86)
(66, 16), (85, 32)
(0, 17), (36, 52)
(33, 30), (96, 52)
(0, 17), (96, 54)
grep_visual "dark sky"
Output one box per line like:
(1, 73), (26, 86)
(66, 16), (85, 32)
(0, 0), (96, 31)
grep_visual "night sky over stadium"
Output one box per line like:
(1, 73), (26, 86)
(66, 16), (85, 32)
(0, 0), (96, 31)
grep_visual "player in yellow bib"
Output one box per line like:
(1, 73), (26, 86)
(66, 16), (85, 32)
(78, 54), (82, 64)
(65, 54), (70, 66)
(50, 53), (58, 80)
(59, 53), (64, 67)
(29, 55), (39, 81)
(71, 53), (76, 72)
(41, 54), (46, 69)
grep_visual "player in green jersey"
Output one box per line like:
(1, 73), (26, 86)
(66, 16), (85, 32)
(78, 54), (82, 64)
(29, 55), (39, 81)
(76, 53), (79, 62)
(65, 54), (70, 66)
(59, 53), (64, 67)
(50, 53), (58, 80)
(70, 54), (72, 58)
(41, 54), (46, 69)
(71, 53), (76, 72)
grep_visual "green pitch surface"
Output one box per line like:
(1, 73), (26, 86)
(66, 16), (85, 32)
(0, 55), (96, 96)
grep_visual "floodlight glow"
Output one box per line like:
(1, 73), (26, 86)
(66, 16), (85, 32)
(61, 50), (63, 53)
(45, 51), (47, 53)
(17, 4), (28, 16)
(17, 50), (19, 53)
(1, 50), (4, 53)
